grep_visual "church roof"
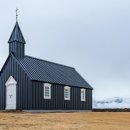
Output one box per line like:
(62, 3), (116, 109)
(8, 22), (26, 44)
(16, 55), (92, 89)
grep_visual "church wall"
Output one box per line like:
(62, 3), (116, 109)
(31, 81), (92, 110)
(0, 73), (1, 108)
(0, 55), (32, 110)
(0, 55), (92, 111)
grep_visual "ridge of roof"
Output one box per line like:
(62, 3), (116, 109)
(24, 55), (75, 70)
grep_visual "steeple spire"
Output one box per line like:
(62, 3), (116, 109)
(16, 8), (18, 22)
(8, 22), (26, 44)
(8, 16), (26, 58)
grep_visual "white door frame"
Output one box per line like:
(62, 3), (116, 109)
(5, 76), (17, 110)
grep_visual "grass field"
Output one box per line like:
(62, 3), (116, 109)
(0, 112), (130, 130)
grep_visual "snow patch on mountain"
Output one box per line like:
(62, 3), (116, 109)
(93, 97), (130, 108)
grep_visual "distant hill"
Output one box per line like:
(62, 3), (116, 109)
(93, 97), (130, 108)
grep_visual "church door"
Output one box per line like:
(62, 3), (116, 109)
(5, 76), (17, 110)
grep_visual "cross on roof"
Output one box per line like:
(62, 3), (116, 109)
(16, 8), (18, 21)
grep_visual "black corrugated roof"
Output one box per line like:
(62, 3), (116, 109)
(16, 55), (92, 89)
(8, 22), (26, 44)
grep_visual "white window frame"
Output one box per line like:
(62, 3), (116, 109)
(44, 83), (51, 99)
(81, 89), (86, 101)
(64, 86), (70, 100)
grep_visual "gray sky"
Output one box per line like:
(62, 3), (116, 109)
(0, 0), (130, 100)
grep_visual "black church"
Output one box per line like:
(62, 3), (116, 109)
(0, 21), (93, 111)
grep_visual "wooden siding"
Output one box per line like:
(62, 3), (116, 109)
(31, 81), (92, 110)
(9, 42), (25, 58)
(0, 55), (32, 110)
(0, 55), (92, 110)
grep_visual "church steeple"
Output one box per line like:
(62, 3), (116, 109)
(8, 22), (25, 44)
(8, 22), (26, 58)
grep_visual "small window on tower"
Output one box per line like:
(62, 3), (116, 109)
(81, 89), (86, 101)
(44, 83), (51, 99)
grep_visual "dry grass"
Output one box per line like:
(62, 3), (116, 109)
(0, 112), (129, 130)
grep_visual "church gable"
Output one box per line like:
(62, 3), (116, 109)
(0, 53), (32, 110)
(0, 53), (31, 85)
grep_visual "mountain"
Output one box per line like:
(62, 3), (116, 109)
(93, 97), (130, 108)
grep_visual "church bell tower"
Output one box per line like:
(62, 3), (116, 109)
(8, 21), (26, 58)
(8, 9), (26, 58)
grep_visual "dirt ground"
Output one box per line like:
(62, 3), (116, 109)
(0, 112), (130, 130)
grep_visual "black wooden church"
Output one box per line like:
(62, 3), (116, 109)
(0, 21), (93, 111)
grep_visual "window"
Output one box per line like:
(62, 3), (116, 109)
(64, 86), (70, 100)
(44, 83), (51, 99)
(81, 89), (86, 101)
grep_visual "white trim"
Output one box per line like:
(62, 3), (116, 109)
(64, 86), (70, 100)
(5, 76), (17, 86)
(81, 89), (86, 101)
(44, 83), (51, 99)
(5, 76), (17, 110)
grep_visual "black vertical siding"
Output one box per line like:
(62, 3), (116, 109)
(31, 81), (92, 110)
(9, 42), (25, 58)
(0, 55), (92, 110)
(0, 55), (32, 110)
(0, 75), (1, 108)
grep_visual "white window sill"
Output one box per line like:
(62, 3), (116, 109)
(64, 98), (70, 101)
(44, 97), (51, 99)
(81, 99), (86, 101)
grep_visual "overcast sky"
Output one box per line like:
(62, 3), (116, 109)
(0, 0), (130, 100)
